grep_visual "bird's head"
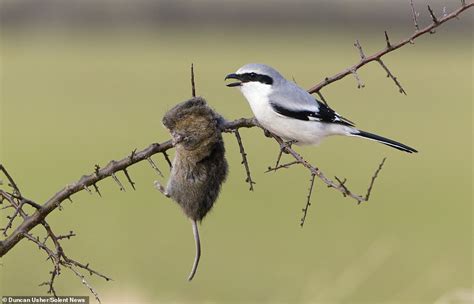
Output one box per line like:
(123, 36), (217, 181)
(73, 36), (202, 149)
(225, 63), (284, 90)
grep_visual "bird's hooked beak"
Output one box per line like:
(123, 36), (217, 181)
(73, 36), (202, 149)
(225, 73), (242, 87)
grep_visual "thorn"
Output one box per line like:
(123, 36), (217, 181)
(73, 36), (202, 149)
(123, 169), (136, 190)
(410, 0), (420, 31)
(147, 157), (164, 177)
(191, 63), (196, 98)
(316, 91), (329, 106)
(94, 165), (100, 176)
(384, 31), (392, 49)
(350, 69), (365, 89)
(111, 173), (125, 191)
(92, 183), (102, 197)
(162, 152), (173, 169)
(354, 39), (366, 60)
(83, 186), (92, 195)
(129, 149), (137, 162)
(427, 5), (439, 24)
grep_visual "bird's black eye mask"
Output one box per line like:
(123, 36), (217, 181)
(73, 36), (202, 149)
(240, 72), (274, 85)
(225, 72), (273, 87)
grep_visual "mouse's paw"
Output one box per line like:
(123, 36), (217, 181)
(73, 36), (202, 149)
(154, 180), (170, 198)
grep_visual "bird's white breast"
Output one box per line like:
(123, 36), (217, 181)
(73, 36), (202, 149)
(239, 82), (274, 122)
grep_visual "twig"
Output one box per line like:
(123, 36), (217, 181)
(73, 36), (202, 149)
(376, 58), (406, 95)
(410, 0), (420, 31)
(427, 5), (439, 24)
(66, 265), (102, 303)
(365, 158), (386, 201)
(354, 40), (366, 60)
(316, 91), (329, 106)
(147, 157), (164, 177)
(0, 164), (22, 196)
(351, 69), (365, 89)
(162, 152), (173, 169)
(300, 174), (316, 227)
(265, 161), (300, 173)
(384, 31), (392, 49)
(191, 63), (196, 97)
(233, 130), (255, 191)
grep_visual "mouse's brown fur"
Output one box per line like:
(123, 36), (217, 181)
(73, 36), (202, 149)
(159, 97), (228, 280)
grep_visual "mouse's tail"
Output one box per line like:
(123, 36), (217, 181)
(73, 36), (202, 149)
(188, 219), (201, 281)
(349, 129), (418, 153)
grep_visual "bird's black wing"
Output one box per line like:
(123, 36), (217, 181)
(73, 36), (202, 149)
(270, 99), (355, 127)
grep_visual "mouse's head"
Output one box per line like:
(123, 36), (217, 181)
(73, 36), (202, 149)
(163, 97), (224, 151)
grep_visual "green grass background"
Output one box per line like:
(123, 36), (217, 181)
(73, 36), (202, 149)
(0, 25), (472, 304)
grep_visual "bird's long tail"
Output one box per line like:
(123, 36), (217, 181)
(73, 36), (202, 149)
(350, 130), (418, 153)
(188, 219), (201, 281)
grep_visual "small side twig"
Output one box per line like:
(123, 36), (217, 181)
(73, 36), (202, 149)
(365, 158), (387, 201)
(0, 164), (22, 196)
(191, 63), (196, 97)
(410, 0), (420, 31)
(354, 39), (366, 60)
(300, 173), (316, 227)
(265, 161), (299, 173)
(376, 58), (407, 95)
(162, 152), (173, 169)
(316, 91), (329, 106)
(427, 5), (439, 24)
(351, 69), (365, 89)
(233, 130), (255, 191)
(384, 31), (392, 49)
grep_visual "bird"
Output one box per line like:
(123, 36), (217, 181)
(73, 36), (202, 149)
(225, 63), (417, 153)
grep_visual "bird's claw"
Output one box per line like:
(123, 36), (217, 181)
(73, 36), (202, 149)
(279, 140), (297, 154)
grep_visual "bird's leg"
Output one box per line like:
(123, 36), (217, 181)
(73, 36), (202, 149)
(280, 140), (297, 153)
(153, 180), (170, 198)
(272, 140), (297, 172)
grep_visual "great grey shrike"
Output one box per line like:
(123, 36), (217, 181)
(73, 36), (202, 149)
(225, 63), (417, 153)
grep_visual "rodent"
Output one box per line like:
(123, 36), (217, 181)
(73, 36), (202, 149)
(155, 97), (228, 281)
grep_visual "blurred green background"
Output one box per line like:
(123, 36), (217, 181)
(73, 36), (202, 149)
(0, 1), (472, 303)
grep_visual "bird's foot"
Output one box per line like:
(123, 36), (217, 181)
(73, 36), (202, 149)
(154, 180), (170, 198)
(279, 140), (297, 154)
(269, 140), (297, 173)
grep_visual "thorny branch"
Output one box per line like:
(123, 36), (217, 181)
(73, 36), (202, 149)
(307, 1), (473, 95)
(0, 166), (111, 302)
(233, 130), (256, 191)
(1, 1), (472, 301)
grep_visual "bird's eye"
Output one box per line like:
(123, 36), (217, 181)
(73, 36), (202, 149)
(249, 72), (256, 77)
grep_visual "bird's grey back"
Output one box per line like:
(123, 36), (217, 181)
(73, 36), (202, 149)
(268, 75), (319, 113)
